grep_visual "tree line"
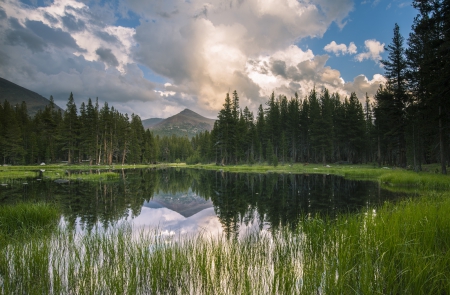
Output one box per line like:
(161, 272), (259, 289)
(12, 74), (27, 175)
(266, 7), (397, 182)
(0, 0), (448, 172)
(0, 94), (194, 165)
(194, 0), (449, 173)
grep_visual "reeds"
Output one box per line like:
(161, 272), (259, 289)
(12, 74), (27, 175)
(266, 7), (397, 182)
(1, 193), (449, 294)
(0, 202), (60, 245)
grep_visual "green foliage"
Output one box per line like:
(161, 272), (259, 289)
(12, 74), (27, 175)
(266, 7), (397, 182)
(186, 151), (201, 165)
(272, 154), (278, 167)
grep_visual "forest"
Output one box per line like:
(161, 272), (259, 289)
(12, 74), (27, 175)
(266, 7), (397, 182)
(0, 0), (448, 173)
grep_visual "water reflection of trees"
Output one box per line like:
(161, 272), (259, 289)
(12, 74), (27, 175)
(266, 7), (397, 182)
(191, 172), (390, 238)
(0, 169), (397, 233)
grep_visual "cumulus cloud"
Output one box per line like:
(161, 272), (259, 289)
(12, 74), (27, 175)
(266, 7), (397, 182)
(26, 20), (82, 50)
(324, 41), (357, 56)
(0, 0), (386, 118)
(344, 74), (386, 101)
(247, 46), (345, 101)
(355, 39), (385, 64)
(132, 0), (354, 111)
(96, 47), (119, 67)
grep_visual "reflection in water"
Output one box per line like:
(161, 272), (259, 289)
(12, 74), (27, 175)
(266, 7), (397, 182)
(0, 168), (403, 236)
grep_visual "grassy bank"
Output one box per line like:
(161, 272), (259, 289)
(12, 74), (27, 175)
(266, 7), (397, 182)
(1, 193), (449, 294)
(2, 163), (448, 190)
(189, 162), (450, 189)
(0, 163), (185, 181)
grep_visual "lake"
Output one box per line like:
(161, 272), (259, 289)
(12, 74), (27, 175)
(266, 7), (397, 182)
(0, 168), (404, 237)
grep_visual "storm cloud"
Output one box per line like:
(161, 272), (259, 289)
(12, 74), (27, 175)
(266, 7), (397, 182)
(26, 20), (82, 50)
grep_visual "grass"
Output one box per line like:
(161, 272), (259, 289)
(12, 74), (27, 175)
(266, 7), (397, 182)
(0, 202), (60, 247)
(1, 193), (449, 294)
(0, 163), (184, 181)
(2, 162), (448, 190)
(189, 162), (450, 189)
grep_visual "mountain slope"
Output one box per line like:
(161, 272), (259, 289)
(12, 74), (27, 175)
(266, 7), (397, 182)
(0, 77), (62, 116)
(142, 117), (164, 129)
(146, 109), (216, 138)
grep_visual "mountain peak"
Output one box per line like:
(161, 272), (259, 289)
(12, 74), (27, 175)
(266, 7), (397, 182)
(144, 108), (216, 138)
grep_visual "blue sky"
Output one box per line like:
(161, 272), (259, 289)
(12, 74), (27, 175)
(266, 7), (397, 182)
(0, 0), (418, 119)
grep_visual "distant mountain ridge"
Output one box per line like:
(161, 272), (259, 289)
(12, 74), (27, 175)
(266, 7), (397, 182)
(142, 117), (165, 129)
(144, 108), (216, 138)
(0, 77), (62, 116)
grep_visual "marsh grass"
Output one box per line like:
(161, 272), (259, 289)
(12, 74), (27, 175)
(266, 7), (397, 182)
(2, 194), (449, 294)
(191, 163), (450, 190)
(0, 202), (60, 247)
(0, 163), (182, 181)
(380, 171), (450, 189)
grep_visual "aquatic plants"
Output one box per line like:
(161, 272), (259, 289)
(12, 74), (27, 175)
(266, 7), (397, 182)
(0, 202), (60, 247)
(1, 193), (449, 294)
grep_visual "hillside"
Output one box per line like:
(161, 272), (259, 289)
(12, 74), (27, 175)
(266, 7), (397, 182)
(0, 77), (62, 116)
(146, 108), (216, 138)
(142, 118), (164, 129)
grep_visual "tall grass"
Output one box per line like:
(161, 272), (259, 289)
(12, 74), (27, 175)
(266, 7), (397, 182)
(1, 193), (449, 294)
(0, 202), (60, 245)
(380, 171), (450, 189)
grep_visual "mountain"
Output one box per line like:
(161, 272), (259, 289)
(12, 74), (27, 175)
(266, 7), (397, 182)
(0, 77), (62, 116)
(146, 108), (216, 138)
(142, 117), (164, 129)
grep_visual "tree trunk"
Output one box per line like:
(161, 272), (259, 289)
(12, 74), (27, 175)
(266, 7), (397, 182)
(377, 135), (381, 167)
(439, 106), (447, 174)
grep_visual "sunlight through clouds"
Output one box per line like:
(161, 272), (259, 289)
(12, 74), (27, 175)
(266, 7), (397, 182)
(0, 0), (399, 118)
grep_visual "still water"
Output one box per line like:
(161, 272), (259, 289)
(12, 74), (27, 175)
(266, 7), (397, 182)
(0, 168), (404, 237)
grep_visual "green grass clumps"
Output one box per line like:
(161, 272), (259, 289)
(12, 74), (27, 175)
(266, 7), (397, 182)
(68, 171), (120, 181)
(300, 193), (450, 294)
(2, 194), (450, 294)
(380, 171), (450, 189)
(0, 202), (60, 246)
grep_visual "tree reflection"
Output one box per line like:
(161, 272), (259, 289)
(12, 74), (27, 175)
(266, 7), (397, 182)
(0, 169), (400, 234)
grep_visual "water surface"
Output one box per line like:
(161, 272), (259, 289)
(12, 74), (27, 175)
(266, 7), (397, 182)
(0, 168), (404, 237)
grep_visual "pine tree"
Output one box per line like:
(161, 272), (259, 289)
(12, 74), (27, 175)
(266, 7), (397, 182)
(381, 23), (408, 167)
(60, 92), (79, 164)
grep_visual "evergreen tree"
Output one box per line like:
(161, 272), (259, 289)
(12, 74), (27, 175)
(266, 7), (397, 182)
(60, 92), (79, 163)
(381, 23), (408, 167)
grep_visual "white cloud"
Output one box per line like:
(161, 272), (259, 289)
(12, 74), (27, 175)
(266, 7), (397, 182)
(3, 0), (391, 119)
(132, 0), (354, 112)
(324, 41), (357, 56)
(344, 74), (386, 101)
(245, 45), (384, 104)
(355, 39), (385, 64)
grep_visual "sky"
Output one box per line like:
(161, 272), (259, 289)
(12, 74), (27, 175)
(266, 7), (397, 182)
(0, 0), (417, 119)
